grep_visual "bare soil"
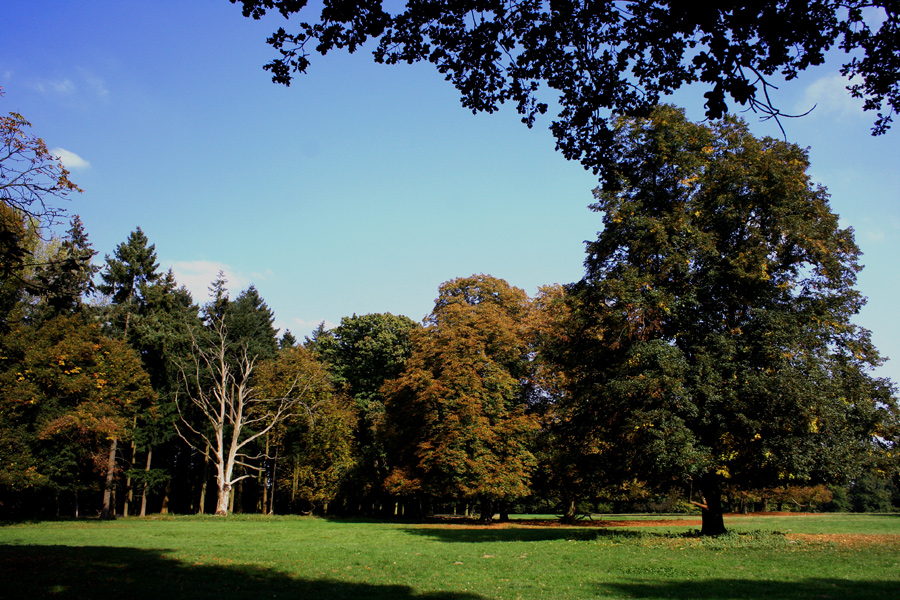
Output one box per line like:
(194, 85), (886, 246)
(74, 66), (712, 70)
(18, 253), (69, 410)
(420, 513), (900, 546)
(424, 512), (814, 529)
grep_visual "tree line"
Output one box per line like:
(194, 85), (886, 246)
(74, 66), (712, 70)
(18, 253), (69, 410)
(1, 98), (897, 535)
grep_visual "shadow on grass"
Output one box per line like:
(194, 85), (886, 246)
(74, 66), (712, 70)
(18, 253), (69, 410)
(0, 544), (486, 600)
(400, 526), (645, 543)
(601, 578), (898, 600)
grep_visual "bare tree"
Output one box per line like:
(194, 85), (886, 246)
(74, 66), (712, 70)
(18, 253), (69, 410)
(175, 317), (318, 516)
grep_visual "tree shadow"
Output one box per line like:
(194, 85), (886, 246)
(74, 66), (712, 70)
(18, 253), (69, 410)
(0, 544), (487, 600)
(601, 577), (898, 600)
(400, 525), (645, 543)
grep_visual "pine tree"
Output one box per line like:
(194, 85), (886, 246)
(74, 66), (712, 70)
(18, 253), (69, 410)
(98, 227), (161, 340)
(31, 216), (98, 317)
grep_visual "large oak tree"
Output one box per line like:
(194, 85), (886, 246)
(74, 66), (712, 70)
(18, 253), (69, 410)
(559, 105), (898, 535)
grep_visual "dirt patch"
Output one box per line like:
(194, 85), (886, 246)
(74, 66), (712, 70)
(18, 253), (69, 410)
(419, 512), (835, 529)
(786, 533), (900, 548)
(418, 517), (703, 529)
(517, 518), (703, 528)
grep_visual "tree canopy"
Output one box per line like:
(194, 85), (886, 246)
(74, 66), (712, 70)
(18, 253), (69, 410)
(382, 275), (538, 519)
(232, 0), (899, 182)
(558, 105), (899, 534)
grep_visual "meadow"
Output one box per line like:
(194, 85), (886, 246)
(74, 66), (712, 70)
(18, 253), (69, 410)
(1, 513), (898, 600)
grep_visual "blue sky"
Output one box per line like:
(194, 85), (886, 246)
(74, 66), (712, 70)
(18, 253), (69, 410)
(3, 2), (898, 386)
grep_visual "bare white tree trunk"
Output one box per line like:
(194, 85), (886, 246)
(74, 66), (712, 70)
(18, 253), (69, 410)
(216, 481), (232, 516)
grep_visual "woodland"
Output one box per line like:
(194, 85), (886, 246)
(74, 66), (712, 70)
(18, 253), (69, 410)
(1, 95), (897, 536)
(2, 0), (900, 537)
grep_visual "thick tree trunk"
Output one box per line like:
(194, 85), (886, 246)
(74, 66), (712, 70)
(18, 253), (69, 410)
(216, 481), (232, 516)
(101, 438), (118, 520)
(478, 497), (494, 523)
(561, 497), (578, 525)
(700, 476), (727, 536)
(139, 449), (152, 517)
(498, 500), (509, 522)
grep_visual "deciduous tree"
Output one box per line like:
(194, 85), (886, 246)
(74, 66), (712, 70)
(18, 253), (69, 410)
(255, 344), (355, 514)
(382, 275), (538, 520)
(0, 315), (154, 517)
(315, 312), (418, 511)
(1, 89), (80, 234)
(561, 105), (899, 535)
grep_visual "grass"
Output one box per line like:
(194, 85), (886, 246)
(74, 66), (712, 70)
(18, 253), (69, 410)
(1, 513), (898, 599)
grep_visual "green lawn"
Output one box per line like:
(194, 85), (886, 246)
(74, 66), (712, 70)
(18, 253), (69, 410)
(1, 514), (898, 599)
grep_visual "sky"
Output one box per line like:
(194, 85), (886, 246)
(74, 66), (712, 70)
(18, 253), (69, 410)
(2, 2), (898, 386)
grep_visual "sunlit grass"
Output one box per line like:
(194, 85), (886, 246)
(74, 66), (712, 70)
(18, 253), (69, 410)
(1, 514), (898, 599)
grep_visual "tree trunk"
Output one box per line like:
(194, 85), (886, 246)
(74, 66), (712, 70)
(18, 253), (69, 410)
(478, 497), (494, 523)
(101, 438), (118, 520)
(216, 481), (232, 516)
(269, 453), (277, 515)
(124, 435), (136, 517)
(700, 476), (727, 536)
(140, 449), (152, 517)
(198, 449), (210, 514)
(160, 479), (171, 514)
(498, 500), (509, 522)
(261, 435), (270, 514)
(562, 497), (578, 525)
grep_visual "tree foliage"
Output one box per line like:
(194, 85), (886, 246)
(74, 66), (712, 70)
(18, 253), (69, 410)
(314, 312), (419, 507)
(224, 285), (279, 363)
(1, 92), (84, 327)
(382, 275), (537, 519)
(30, 217), (98, 318)
(256, 344), (356, 513)
(0, 315), (154, 510)
(558, 105), (899, 534)
(233, 1), (899, 181)
(0, 91), (80, 230)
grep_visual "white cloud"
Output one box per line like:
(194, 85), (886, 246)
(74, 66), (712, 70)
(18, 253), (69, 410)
(31, 78), (75, 95)
(797, 74), (866, 119)
(79, 69), (109, 99)
(28, 71), (109, 102)
(51, 147), (90, 170)
(166, 260), (252, 304)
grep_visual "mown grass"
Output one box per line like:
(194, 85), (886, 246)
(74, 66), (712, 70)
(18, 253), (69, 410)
(1, 513), (898, 599)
